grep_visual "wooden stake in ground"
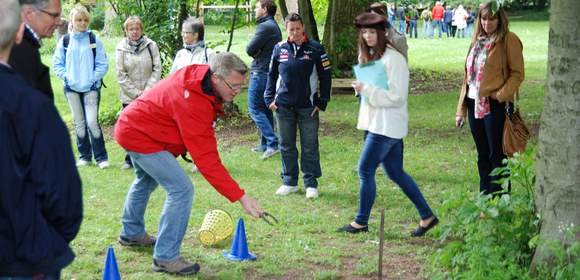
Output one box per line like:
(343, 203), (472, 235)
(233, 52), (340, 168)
(378, 208), (385, 280)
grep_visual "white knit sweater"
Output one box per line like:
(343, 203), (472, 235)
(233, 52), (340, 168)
(357, 48), (409, 139)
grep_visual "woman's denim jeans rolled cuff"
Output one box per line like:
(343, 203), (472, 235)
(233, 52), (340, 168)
(276, 106), (321, 188)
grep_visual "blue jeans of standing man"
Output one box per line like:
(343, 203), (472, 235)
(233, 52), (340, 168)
(276, 106), (321, 188)
(65, 90), (108, 163)
(121, 151), (194, 262)
(355, 133), (433, 226)
(248, 71), (279, 150)
(397, 20), (405, 34)
(430, 19), (443, 38)
(409, 20), (418, 38)
(422, 20), (431, 39)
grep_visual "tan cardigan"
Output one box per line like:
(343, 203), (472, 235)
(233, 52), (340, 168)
(456, 31), (525, 117)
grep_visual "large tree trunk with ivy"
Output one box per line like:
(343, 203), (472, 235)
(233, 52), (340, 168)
(323, 0), (371, 74)
(530, 0), (580, 272)
(297, 0), (319, 41)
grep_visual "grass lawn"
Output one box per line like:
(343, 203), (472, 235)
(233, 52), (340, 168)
(39, 17), (548, 279)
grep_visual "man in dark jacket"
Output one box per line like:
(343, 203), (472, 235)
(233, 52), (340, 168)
(265, 13), (331, 199)
(246, 0), (282, 160)
(8, 0), (63, 101)
(0, 0), (83, 278)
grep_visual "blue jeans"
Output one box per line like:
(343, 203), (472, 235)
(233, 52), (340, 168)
(409, 20), (418, 38)
(121, 151), (194, 261)
(0, 272), (60, 280)
(355, 133), (433, 226)
(65, 90), (108, 163)
(430, 19), (443, 38)
(276, 106), (321, 188)
(248, 72), (279, 150)
(397, 20), (405, 34)
(422, 21), (431, 39)
(466, 98), (508, 195)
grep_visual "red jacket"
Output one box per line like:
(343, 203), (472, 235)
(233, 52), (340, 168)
(114, 64), (245, 202)
(432, 5), (444, 20)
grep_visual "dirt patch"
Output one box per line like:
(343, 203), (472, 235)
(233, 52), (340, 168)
(333, 68), (463, 96)
(410, 69), (462, 95)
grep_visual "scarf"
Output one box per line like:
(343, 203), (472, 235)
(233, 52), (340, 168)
(466, 36), (494, 119)
(184, 40), (205, 52)
(128, 36), (145, 53)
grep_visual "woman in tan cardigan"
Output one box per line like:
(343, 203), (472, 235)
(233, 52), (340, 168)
(116, 16), (162, 169)
(455, 1), (524, 195)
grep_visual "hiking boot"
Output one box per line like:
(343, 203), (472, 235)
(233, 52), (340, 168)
(261, 148), (279, 160)
(152, 257), (200, 275)
(118, 232), (156, 247)
(275, 185), (298, 196)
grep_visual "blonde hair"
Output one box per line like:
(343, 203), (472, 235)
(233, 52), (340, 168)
(69, 4), (90, 22)
(123, 16), (143, 32)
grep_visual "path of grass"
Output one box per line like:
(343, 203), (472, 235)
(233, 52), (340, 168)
(38, 19), (548, 279)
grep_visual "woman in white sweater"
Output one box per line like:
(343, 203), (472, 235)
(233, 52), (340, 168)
(337, 12), (438, 236)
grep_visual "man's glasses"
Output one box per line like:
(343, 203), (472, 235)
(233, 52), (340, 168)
(220, 76), (242, 92)
(37, 8), (62, 21)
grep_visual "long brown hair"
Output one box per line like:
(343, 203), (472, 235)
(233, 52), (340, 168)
(358, 28), (389, 64)
(471, 1), (510, 44)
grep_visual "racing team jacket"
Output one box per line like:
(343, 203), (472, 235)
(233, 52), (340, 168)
(264, 37), (332, 111)
(114, 64), (245, 202)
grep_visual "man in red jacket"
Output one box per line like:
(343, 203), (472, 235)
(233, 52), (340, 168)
(430, 1), (445, 38)
(114, 52), (263, 275)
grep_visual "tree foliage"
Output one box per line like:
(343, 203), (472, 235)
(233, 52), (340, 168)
(107, 0), (189, 74)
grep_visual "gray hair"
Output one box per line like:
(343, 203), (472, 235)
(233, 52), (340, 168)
(19, 0), (50, 10)
(210, 52), (247, 78)
(182, 16), (204, 41)
(0, 0), (21, 52)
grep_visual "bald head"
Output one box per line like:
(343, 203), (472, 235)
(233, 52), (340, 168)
(0, 0), (22, 54)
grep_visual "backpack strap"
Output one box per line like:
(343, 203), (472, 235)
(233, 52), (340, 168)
(147, 43), (154, 69)
(204, 46), (208, 63)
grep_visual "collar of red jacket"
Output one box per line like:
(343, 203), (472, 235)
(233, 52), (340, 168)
(178, 64), (225, 117)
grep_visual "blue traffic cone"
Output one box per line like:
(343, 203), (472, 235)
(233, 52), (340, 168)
(223, 218), (257, 261)
(102, 246), (121, 280)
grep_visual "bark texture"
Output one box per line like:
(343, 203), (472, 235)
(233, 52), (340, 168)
(531, 0), (580, 271)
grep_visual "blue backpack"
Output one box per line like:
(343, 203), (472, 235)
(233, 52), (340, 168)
(63, 32), (107, 89)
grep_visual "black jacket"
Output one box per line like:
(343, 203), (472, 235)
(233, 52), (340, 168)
(246, 15), (282, 73)
(0, 64), (82, 276)
(8, 27), (54, 101)
(264, 38), (332, 111)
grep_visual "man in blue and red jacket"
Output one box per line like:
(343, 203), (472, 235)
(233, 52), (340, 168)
(265, 13), (332, 199)
(114, 52), (263, 276)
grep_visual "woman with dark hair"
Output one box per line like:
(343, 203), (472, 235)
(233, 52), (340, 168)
(337, 12), (438, 236)
(455, 1), (524, 195)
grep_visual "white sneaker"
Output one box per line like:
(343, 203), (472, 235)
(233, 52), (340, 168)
(76, 159), (90, 167)
(275, 185), (298, 196)
(98, 161), (110, 169)
(306, 188), (319, 199)
(191, 163), (198, 173)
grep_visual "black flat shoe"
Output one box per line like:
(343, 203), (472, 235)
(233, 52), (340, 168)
(337, 224), (368, 234)
(411, 217), (439, 237)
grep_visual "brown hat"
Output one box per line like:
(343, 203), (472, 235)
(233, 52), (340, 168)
(354, 12), (387, 30)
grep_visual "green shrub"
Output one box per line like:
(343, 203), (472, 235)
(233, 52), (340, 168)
(431, 149), (540, 279)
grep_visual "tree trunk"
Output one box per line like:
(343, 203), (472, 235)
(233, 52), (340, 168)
(323, 0), (371, 74)
(531, 0), (580, 272)
(297, 0), (319, 41)
(101, 1), (117, 36)
(278, 0), (289, 19)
